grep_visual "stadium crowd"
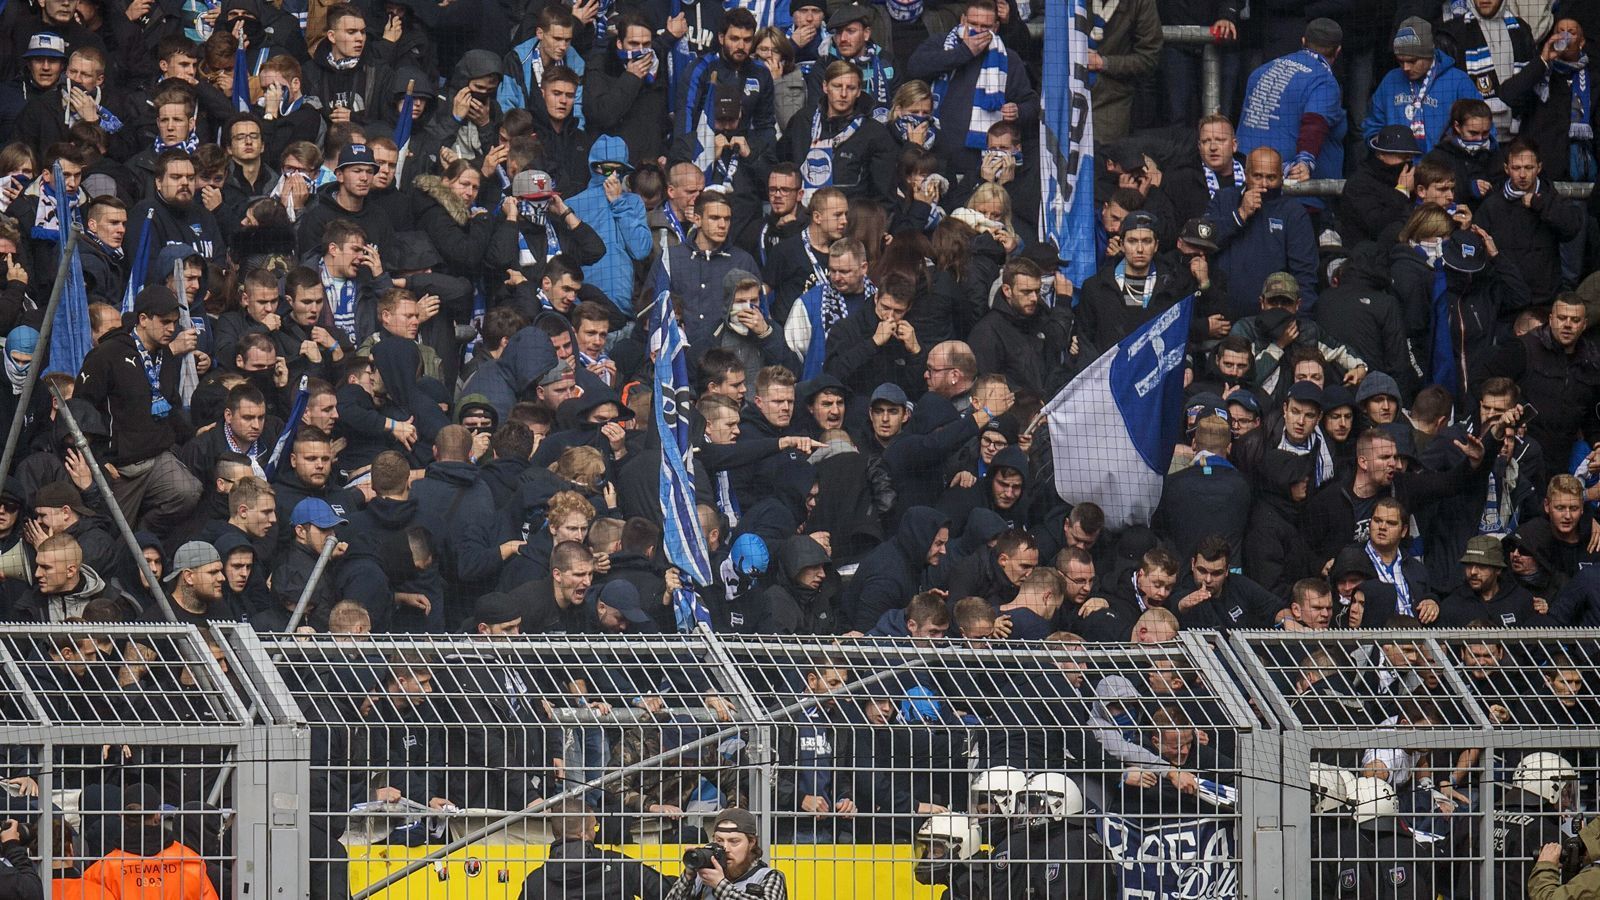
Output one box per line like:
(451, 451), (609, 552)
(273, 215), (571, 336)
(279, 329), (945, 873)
(5, 0), (1600, 895)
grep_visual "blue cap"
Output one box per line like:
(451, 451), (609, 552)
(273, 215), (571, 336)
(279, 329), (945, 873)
(729, 533), (770, 575)
(1285, 380), (1324, 409)
(24, 33), (67, 59)
(870, 383), (910, 408)
(336, 143), (376, 170)
(291, 498), (347, 529)
(1226, 389), (1262, 415)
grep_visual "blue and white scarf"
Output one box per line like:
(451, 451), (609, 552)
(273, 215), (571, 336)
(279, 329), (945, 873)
(616, 47), (658, 84)
(579, 350), (613, 385)
(830, 43), (892, 120)
(892, 113), (938, 149)
(319, 260), (357, 341)
(1203, 158), (1245, 198)
(1086, 0), (1120, 87)
(663, 202), (690, 243)
(1544, 56), (1595, 179)
(1277, 428), (1333, 487)
(516, 200), (561, 267)
(1365, 541), (1414, 616)
(133, 331), (172, 418)
(154, 131), (200, 154)
(1403, 60), (1442, 142)
(882, 0), (922, 22)
(931, 26), (1008, 150)
(64, 85), (123, 133)
(800, 108), (862, 202)
(28, 180), (81, 242)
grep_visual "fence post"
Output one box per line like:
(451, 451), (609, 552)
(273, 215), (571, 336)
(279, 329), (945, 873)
(1201, 41), (1221, 115)
(231, 724), (312, 899)
(697, 627), (778, 851)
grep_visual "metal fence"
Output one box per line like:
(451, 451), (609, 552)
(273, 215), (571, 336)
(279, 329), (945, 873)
(5, 625), (1600, 899)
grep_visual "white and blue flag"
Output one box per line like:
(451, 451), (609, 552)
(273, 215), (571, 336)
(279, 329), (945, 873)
(393, 81), (416, 184)
(1044, 297), (1193, 528)
(647, 250), (715, 632)
(1038, 0), (1098, 288)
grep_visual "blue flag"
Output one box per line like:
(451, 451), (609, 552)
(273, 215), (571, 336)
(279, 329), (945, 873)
(1038, 0), (1098, 289)
(232, 46), (251, 113)
(264, 376), (310, 481)
(45, 165), (91, 377)
(393, 84), (415, 184)
(647, 251), (714, 632)
(122, 208), (154, 314)
(1043, 296), (1193, 528)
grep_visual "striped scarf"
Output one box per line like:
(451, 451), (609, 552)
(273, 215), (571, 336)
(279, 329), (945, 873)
(931, 26), (1008, 150)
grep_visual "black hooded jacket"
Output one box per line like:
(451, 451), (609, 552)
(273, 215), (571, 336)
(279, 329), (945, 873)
(749, 535), (841, 635)
(1337, 154), (1415, 247)
(936, 446), (1033, 534)
(883, 394), (980, 517)
(840, 505), (947, 631)
(516, 839), (670, 900)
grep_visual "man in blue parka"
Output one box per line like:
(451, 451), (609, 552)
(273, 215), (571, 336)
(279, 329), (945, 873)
(1363, 18), (1484, 150)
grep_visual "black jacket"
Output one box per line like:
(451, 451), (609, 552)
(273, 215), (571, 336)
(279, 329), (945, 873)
(883, 394), (980, 516)
(293, 184), (399, 261)
(1154, 456), (1252, 563)
(1316, 244), (1415, 394)
(127, 194), (225, 263)
(1478, 326), (1600, 476)
(1436, 575), (1544, 628)
(76, 326), (191, 465)
(299, 46), (395, 125)
(1074, 262), (1195, 352)
(781, 103), (897, 202)
(1474, 179), (1584, 303)
(824, 296), (928, 399)
(967, 296), (1079, 401)
(519, 839), (670, 900)
(582, 43), (672, 166)
(1337, 155), (1415, 247)
(839, 505), (947, 631)
(1421, 136), (1503, 207)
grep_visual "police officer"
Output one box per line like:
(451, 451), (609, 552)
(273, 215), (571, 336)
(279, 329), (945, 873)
(1462, 752), (1576, 900)
(1312, 763), (1362, 900)
(913, 813), (987, 899)
(665, 808), (789, 900)
(980, 773), (1113, 899)
(967, 766), (1030, 840)
(1328, 777), (1440, 899)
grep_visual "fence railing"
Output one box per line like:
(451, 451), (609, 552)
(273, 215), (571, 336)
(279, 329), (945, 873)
(4, 624), (1600, 899)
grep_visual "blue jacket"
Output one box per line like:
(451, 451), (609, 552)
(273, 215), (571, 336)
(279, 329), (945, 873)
(1237, 49), (1348, 178)
(498, 37), (586, 129)
(1205, 186), (1320, 318)
(1363, 51), (1482, 149)
(566, 136), (653, 311)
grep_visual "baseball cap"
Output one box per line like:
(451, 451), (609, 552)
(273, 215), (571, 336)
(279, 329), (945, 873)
(290, 497), (347, 529)
(133, 286), (181, 317)
(1444, 230), (1488, 274)
(512, 169), (557, 201)
(24, 32), (67, 59)
(1285, 380), (1324, 409)
(164, 541), (222, 583)
(1460, 534), (1507, 568)
(336, 143), (377, 171)
(827, 3), (873, 29)
(538, 356), (575, 387)
(711, 808), (760, 838)
(870, 383), (910, 408)
(1106, 143), (1146, 173)
(1120, 210), (1159, 236)
(1261, 272), (1300, 303)
(1179, 217), (1220, 252)
(594, 580), (652, 625)
(1226, 389), (1261, 416)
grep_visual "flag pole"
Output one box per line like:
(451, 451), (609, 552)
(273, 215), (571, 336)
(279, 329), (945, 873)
(0, 225), (80, 482)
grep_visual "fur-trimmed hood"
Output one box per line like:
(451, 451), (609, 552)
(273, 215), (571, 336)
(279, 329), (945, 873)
(413, 174), (471, 226)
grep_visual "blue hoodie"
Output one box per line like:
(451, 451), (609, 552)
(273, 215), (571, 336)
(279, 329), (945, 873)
(1363, 51), (1482, 150)
(566, 136), (653, 312)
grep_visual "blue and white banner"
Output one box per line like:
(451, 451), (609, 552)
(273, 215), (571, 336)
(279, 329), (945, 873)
(45, 164), (92, 378)
(647, 248), (714, 631)
(1098, 814), (1238, 899)
(263, 376), (310, 481)
(231, 46), (252, 113)
(122, 208), (155, 314)
(1043, 297), (1192, 528)
(393, 83), (416, 184)
(1038, 0), (1097, 287)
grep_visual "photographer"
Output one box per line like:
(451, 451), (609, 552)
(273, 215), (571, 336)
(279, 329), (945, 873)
(1534, 811), (1600, 900)
(667, 809), (788, 900)
(0, 819), (41, 900)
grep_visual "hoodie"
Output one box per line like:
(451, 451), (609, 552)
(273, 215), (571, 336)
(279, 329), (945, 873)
(937, 445), (1032, 534)
(566, 136), (654, 312)
(737, 457), (818, 549)
(419, 50), (507, 168)
(516, 839), (669, 900)
(841, 506), (947, 630)
(756, 534), (841, 634)
(1362, 51), (1482, 150)
(457, 325), (559, 419)
(883, 394), (980, 516)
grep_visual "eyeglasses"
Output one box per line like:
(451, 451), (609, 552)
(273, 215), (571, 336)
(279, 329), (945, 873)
(768, 185), (798, 194)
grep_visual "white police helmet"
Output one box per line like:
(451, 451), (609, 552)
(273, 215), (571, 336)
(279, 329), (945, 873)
(912, 813), (984, 886)
(1350, 777), (1398, 824)
(1513, 752), (1579, 807)
(1015, 773), (1085, 827)
(969, 766), (1030, 816)
(1309, 763), (1357, 814)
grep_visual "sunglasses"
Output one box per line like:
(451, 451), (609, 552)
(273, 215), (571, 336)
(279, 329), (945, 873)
(592, 164), (626, 176)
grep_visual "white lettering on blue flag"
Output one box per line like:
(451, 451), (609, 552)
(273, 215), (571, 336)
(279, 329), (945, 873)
(1044, 297), (1193, 528)
(1098, 814), (1238, 900)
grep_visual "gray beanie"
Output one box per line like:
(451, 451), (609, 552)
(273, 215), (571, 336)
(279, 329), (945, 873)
(1392, 17), (1435, 59)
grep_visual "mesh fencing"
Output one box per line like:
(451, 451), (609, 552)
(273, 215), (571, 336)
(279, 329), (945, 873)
(6, 625), (1600, 899)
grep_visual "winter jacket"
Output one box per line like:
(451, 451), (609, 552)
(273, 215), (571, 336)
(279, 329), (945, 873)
(457, 325), (560, 419)
(127, 194), (225, 263)
(498, 37), (586, 124)
(780, 103), (897, 202)
(408, 174), (498, 279)
(1474, 178), (1584, 303)
(1073, 262), (1193, 354)
(1421, 135), (1503, 205)
(883, 394), (981, 515)
(1241, 452), (1318, 598)
(1437, 575), (1544, 627)
(674, 51), (777, 155)
(583, 42), (670, 166)
(1153, 455), (1252, 563)
(1237, 49), (1348, 179)
(806, 441), (891, 563)
(292, 183), (399, 261)
(411, 460), (502, 600)
(905, 29), (1040, 167)
(1499, 56), (1595, 181)
(1478, 326), (1600, 475)
(839, 505), (947, 631)
(669, 239), (760, 349)
(299, 46), (395, 125)
(1362, 51), (1483, 149)
(747, 534), (841, 634)
(9, 565), (125, 622)
(1206, 185), (1320, 318)
(566, 136), (654, 312)
(1316, 245), (1414, 394)
(824, 297), (928, 401)
(1338, 154), (1417, 246)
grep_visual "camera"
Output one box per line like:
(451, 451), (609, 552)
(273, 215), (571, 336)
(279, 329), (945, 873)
(1, 818), (32, 846)
(682, 844), (727, 871)
(1561, 834), (1588, 882)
